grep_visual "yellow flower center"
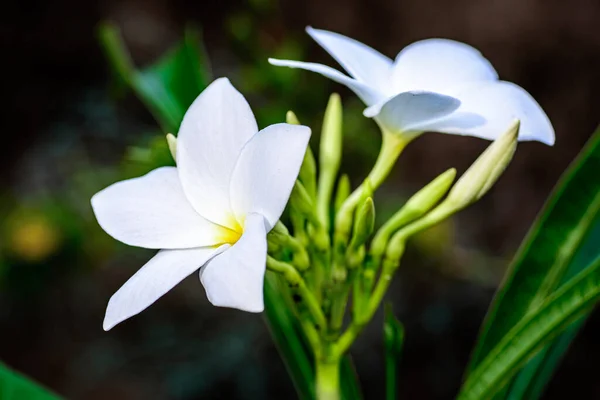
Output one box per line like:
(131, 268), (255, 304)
(214, 214), (244, 245)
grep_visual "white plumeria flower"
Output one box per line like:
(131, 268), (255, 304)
(92, 78), (311, 330)
(270, 27), (554, 145)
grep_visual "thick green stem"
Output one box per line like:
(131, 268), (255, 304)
(316, 357), (341, 400)
(336, 131), (410, 226)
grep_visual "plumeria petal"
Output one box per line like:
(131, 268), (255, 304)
(200, 213), (267, 312)
(229, 124), (311, 230)
(364, 91), (461, 134)
(306, 27), (392, 90)
(417, 81), (555, 144)
(177, 78), (258, 229)
(390, 39), (498, 94)
(268, 58), (384, 105)
(103, 245), (228, 330)
(91, 167), (226, 249)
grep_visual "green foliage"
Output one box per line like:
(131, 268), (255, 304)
(0, 362), (60, 399)
(98, 22), (212, 132)
(383, 304), (404, 400)
(465, 126), (600, 397)
(458, 255), (600, 399)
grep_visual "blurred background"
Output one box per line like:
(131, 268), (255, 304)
(1, 0), (600, 398)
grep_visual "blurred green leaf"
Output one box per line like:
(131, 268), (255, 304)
(98, 22), (212, 132)
(384, 304), (404, 400)
(0, 361), (60, 399)
(458, 255), (600, 400)
(467, 126), (600, 383)
(263, 272), (315, 399)
(504, 216), (600, 400)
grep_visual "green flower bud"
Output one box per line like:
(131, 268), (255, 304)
(349, 197), (375, 251)
(334, 174), (351, 213)
(290, 181), (320, 228)
(371, 168), (456, 259)
(286, 110), (301, 125)
(166, 133), (177, 161)
(320, 93), (343, 172)
(317, 93), (343, 230)
(446, 120), (519, 207)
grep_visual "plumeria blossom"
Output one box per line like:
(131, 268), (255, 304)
(270, 27), (554, 145)
(91, 78), (311, 330)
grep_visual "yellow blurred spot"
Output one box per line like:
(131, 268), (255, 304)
(8, 213), (62, 262)
(214, 214), (244, 245)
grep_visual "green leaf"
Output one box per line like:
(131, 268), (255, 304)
(263, 272), (315, 399)
(467, 126), (600, 373)
(340, 356), (363, 400)
(98, 22), (212, 132)
(384, 303), (404, 400)
(458, 255), (600, 400)
(0, 361), (60, 399)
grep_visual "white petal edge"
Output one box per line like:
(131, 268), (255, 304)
(364, 91), (462, 134)
(417, 81), (555, 145)
(200, 213), (267, 312)
(390, 39), (498, 94)
(177, 77), (258, 228)
(91, 167), (225, 249)
(229, 123), (311, 230)
(103, 245), (229, 330)
(306, 26), (393, 91)
(268, 58), (385, 106)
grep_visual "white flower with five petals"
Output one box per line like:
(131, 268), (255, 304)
(270, 27), (554, 145)
(92, 78), (310, 330)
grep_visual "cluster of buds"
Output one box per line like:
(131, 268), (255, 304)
(266, 94), (521, 372)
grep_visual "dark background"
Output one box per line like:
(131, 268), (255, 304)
(1, 0), (599, 398)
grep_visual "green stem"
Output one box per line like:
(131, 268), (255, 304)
(316, 357), (341, 400)
(336, 130), (410, 227)
(266, 257), (327, 330)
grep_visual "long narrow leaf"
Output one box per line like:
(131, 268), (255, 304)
(458, 255), (600, 400)
(0, 361), (60, 399)
(264, 272), (315, 399)
(467, 127), (600, 373)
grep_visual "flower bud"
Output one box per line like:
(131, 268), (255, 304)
(349, 197), (375, 251)
(320, 93), (343, 172)
(166, 133), (177, 161)
(446, 120), (519, 207)
(334, 174), (351, 212)
(286, 110), (300, 125)
(370, 168), (456, 258)
(290, 181), (319, 226)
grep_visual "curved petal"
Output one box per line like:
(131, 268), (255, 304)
(91, 167), (226, 249)
(103, 245), (228, 330)
(418, 81), (555, 145)
(306, 27), (392, 90)
(390, 39), (498, 94)
(364, 91), (461, 134)
(177, 78), (258, 228)
(229, 123), (310, 230)
(268, 58), (384, 106)
(200, 213), (267, 312)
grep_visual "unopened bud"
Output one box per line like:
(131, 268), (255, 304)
(349, 197), (375, 251)
(371, 168), (456, 258)
(320, 93), (343, 172)
(334, 174), (351, 212)
(446, 120), (519, 207)
(166, 133), (177, 161)
(286, 110), (301, 125)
